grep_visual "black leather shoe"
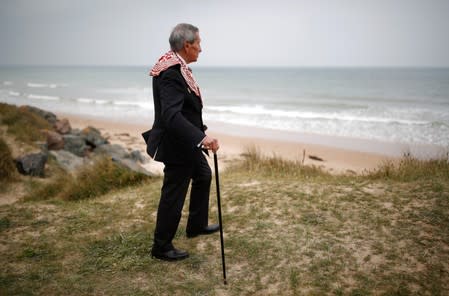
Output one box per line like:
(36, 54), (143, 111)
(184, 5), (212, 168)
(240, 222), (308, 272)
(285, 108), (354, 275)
(186, 224), (220, 238)
(151, 247), (189, 261)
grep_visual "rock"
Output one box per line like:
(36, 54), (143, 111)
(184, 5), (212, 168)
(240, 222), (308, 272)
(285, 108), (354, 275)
(54, 118), (72, 134)
(15, 152), (47, 177)
(81, 126), (108, 147)
(71, 128), (82, 136)
(112, 157), (157, 177)
(19, 105), (57, 125)
(63, 135), (89, 157)
(95, 143), (155, 176)
(43, 130), (64, 150)
(95, 143), (129, 159)
(141, 160), (164, 176)
(128, 150), (148, 163)
(50, 150), (85, 172)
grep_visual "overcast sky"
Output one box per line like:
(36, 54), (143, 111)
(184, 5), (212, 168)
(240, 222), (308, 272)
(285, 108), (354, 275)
(1, 0), (449, 67)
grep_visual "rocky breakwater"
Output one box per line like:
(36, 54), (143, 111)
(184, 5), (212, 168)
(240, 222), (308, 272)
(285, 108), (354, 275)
(15, 106), (157, 177)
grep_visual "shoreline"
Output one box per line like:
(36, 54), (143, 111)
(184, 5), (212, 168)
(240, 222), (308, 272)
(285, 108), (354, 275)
(58, 112), (398, 174)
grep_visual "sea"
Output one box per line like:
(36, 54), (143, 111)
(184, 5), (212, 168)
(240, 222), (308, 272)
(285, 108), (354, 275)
(1, 65), (448, 156)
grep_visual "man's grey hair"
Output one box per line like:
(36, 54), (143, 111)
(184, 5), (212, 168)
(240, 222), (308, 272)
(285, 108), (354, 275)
(169, 23), (199, 52)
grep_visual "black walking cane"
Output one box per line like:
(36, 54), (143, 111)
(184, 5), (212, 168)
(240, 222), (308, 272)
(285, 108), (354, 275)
(213, 152), (227, 285)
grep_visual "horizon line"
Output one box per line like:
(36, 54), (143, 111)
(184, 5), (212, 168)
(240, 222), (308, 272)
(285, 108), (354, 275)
(1, 64), (449, 69)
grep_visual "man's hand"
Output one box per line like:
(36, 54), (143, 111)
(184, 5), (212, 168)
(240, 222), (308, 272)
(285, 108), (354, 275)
(202, 135), (220, 153)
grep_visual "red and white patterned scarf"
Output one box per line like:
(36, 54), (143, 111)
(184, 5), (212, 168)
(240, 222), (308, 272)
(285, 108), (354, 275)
(149, 51), (201, 99)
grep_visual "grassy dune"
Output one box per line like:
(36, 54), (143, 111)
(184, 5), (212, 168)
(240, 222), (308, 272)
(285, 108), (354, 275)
(1, 147), (448, 295)
(1, 103), (448, 295)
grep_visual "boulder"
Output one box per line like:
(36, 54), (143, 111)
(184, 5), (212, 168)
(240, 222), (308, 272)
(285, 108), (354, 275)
(71, 128), (82, 136)
(81, 126), (108, 147)
(128, 150), (148, 164)
(141, 160), (164, 176)
(63, 135), (89, 157)
(50, 150), (85, 172)
(95, 144), (129, 159)
(96, 144), (156, 176)
(43, 130), (64, 150)
(15, 152), (47, 177)
(112, 157), (157, 177)
(54, 118), (72, 134)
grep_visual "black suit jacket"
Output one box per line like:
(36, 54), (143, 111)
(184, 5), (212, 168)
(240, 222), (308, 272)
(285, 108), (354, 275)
(142, 64), (206, 164)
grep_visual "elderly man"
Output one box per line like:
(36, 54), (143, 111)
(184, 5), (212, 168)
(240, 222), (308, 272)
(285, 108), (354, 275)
(143, 23), (220, 261)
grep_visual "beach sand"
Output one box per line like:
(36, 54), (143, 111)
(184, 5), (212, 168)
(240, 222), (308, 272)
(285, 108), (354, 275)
(58, 112), (394, 174)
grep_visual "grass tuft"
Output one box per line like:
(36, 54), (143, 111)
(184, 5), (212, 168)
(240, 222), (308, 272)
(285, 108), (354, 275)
(238, 145), (330, 178)
(23, 174), (71, 201)
(0, 217), (11, 232)
(0, 137), (16, 183)
(0, 103), (53, 144)
(25, 157), (152, 201)
(63, 157), (151, 201)
(368, 152), (449, 181)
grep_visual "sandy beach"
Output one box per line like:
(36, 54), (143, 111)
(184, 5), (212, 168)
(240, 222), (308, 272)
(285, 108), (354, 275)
(58, 112), (394, 174)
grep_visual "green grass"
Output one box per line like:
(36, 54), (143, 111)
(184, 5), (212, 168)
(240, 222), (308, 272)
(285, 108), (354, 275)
(1, 150), (448, 295)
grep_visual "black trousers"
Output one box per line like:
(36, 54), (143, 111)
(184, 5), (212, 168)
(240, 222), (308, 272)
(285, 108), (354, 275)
(153, 150), (212, 251)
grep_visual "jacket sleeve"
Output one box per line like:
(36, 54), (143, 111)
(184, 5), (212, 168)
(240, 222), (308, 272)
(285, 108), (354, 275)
(159, 69), (205, 147)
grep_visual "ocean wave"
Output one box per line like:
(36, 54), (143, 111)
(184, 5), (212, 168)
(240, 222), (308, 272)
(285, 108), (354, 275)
(27, 82), (55, 88)
(27, 82), (67, 88)
(431, 121), (449, 128)
(8, 91), (20, 96)
(77, 97), (95, 103)
(75, 97), (111, 105)
(97, 87), (150, 95)
(3, 81), (13, 86)
(113, 100), (153, 109)
(28, 94), (60, 101)
(206, 105), (429, 125)
(204, 112), (449, 147)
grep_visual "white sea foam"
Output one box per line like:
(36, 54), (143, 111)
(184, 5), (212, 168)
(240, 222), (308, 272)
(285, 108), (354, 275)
(27, 82), (65, 88)
(27, 83), (47, 88)
(8, 91), (20, 96)
(76, 97), (111, 105)
(98, 87), (145, 95)
(77, 97), (95, 103)
(113, 100), (153, 109)
(28, 94), (60, 101)
(3, 81), (13, 85)
(206, 105), (429, 125)
(204, 112), (449, 147)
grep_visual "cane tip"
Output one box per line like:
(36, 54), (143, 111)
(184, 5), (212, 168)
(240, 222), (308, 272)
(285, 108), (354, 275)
(224, 279), (227, 285)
